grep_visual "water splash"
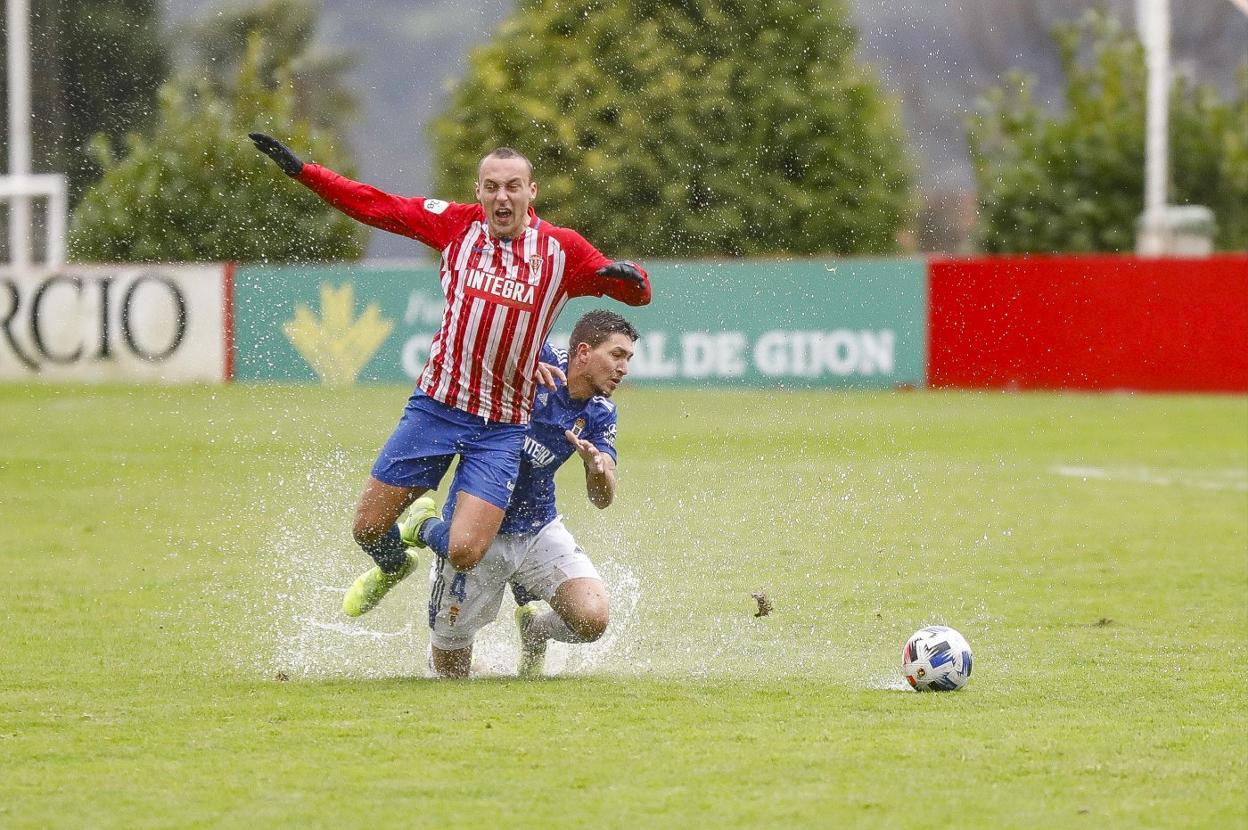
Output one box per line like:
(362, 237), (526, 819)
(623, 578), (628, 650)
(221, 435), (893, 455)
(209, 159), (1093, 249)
(197, 446), (651, 680)
(259, 449), (427, 678)
(192, 446), (999, 688)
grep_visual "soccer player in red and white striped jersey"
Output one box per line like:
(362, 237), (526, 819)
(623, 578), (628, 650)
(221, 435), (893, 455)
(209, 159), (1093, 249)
(250, 134), (650, 616)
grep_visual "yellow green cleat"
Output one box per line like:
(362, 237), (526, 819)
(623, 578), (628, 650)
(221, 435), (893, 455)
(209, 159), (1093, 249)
(342, 552), (418, 618)
(515, 604), (547, 679)
(397, 495), (439, 548)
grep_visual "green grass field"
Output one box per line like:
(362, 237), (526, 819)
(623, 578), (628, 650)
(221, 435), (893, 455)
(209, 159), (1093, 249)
(2, 383), (1245, 827)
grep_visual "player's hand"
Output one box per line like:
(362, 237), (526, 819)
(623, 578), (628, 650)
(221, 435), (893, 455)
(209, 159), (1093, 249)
(565, 429), (608, 476)
(535, 361), (566, 390)
(249, 132), (304, 176)
(595, 261), (645, 286)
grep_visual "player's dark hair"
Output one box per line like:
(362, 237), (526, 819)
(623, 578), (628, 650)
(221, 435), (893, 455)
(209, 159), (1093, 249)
(570, 309), (640, 353)
(479, 147), (533, 179)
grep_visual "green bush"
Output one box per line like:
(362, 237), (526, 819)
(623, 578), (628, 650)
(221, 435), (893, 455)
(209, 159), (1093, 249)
(69, 37), (366, 264)
(968, 10), (1248, 253)
(432, 0), (914, 258)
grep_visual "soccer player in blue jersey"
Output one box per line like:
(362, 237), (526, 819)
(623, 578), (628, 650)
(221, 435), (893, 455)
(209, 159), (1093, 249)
(399, 309), (638, 678)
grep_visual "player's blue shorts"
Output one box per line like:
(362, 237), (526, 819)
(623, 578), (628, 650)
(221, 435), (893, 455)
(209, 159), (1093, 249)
(370, 388), (525, 510)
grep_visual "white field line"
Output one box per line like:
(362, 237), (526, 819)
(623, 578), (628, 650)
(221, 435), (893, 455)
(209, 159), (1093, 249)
(1051, 465), (1248, 492)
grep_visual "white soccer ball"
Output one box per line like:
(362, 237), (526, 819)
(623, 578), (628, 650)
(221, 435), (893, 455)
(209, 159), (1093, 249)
(902, 625), (973, 691)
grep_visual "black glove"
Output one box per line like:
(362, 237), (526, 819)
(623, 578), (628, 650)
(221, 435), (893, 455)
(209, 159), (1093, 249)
(249, 132), (304, 177)
(595, 261), (645, 285)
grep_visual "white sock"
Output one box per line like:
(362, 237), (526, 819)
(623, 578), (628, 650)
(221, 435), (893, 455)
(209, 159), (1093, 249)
(529, 609), (581, 644)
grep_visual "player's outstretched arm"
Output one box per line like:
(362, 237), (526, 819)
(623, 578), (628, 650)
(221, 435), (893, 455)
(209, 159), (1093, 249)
(566, 429), (616, 509)
(245, 133), (465, 248)
(556, 228), (652, 306)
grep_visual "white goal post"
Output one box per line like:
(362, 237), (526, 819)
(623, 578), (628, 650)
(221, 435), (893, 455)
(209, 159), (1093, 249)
(6, 0), (68, 269)
(0, 173), (68, 268)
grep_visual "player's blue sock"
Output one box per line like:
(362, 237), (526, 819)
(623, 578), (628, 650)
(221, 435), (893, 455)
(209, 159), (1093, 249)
(418, 517), (450, 559)
(362, 525), (408, 574)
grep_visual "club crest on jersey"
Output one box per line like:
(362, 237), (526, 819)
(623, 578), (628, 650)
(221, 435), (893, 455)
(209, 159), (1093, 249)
(537, 391), (549, 407)
(527, 255), (543, 285)
(571, 417), (586, 438)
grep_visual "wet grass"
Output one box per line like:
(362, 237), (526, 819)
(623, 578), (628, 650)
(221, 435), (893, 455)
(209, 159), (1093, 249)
(2, 384), (1245, 828)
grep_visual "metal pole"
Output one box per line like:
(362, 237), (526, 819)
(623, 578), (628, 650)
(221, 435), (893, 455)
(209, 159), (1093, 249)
(47, 175), (66, 266)
(1141, 0), (1170, 221)
(6, 0), (33, 268)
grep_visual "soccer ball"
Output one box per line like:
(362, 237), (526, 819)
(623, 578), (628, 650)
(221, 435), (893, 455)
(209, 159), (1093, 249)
(902, 625), (973, 691)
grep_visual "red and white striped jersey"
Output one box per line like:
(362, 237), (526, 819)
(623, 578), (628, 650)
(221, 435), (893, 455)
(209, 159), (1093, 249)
(297, 164), (651, 424)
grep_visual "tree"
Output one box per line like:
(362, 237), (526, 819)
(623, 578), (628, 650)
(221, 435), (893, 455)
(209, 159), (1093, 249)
(68, 37), (366, 263)
(174, 0), (357, 130)
(968, 9), (1248, 253)
(1, 0), (168, 203)
(431, 0), (914, 258)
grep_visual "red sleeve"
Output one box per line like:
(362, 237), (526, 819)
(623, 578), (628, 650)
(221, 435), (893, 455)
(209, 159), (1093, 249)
(296, 163), (478, 251)
(555, 227), (652, 306)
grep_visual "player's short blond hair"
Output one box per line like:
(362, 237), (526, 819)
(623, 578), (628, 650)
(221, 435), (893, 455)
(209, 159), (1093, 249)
(478, 147), (533, 180)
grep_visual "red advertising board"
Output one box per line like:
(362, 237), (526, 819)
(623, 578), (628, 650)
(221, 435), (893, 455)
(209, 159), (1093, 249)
(928, 255), (1248, 392)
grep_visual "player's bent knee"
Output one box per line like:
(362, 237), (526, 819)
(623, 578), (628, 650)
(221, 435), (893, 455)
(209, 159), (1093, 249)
(553, 579), (609, 641)
(566, 597), (609, 642)
(446, 526), (492, 571)
(447, 543), (485, 571)
(574, 613), (608, 642)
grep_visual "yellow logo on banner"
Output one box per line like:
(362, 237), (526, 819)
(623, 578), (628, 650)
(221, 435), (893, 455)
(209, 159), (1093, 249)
(283, 283), (393, 385)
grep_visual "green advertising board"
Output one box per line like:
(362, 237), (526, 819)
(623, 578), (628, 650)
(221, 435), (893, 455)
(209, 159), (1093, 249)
(234, 264), (444, 384)
(233, 259), (927, 387)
